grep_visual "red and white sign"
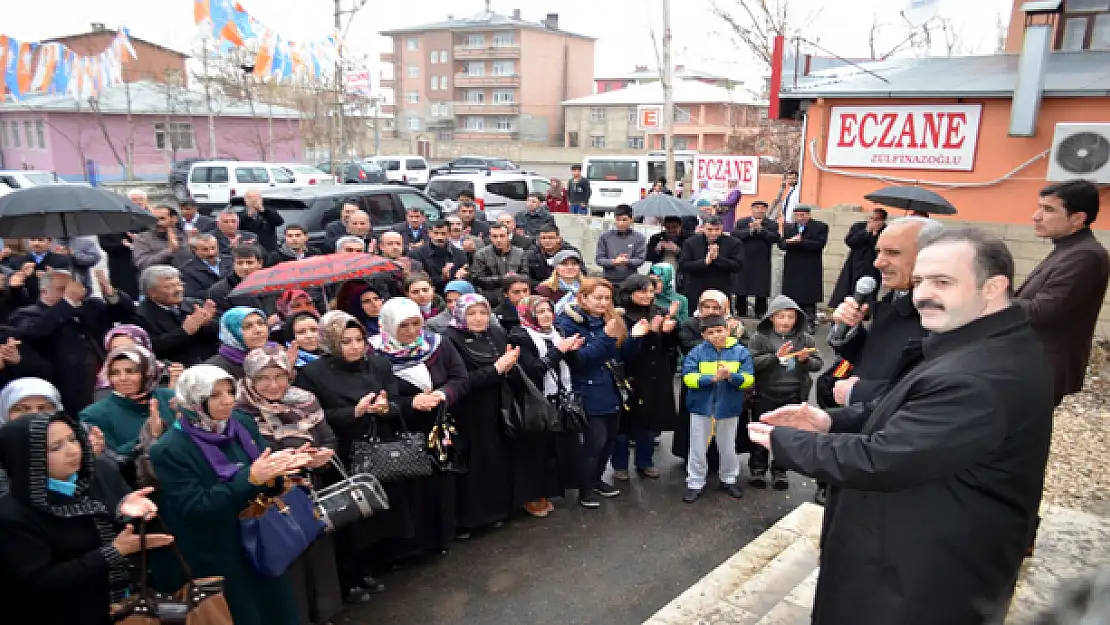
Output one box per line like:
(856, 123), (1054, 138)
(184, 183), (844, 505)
(693, 155), (760, 196)
(345, 70), (372, 96)
(826, 104), (982, 171)
(636, 105), (663, 131)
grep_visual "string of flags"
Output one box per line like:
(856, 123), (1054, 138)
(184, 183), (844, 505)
(0, 28), (138, 101)
(194, 0), (340, 82)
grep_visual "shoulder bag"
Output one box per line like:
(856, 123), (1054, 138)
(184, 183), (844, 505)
(427, 404), (466, 474)
(605, 359), (636, 412)
(238, 481), (326, 577)
(309, 457), (390, 533)
(112, 520), (233, 625)
(503, 364), (560, 438)
(349, 410), (434, 482)
(551, 370), (588, 433)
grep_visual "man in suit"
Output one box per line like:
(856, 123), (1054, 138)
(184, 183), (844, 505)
(179, 233), (231, 299)
(324, 202), (360, 252)
(6, 237), (74, 302)
(178, 198), (215, 235)
(1015, 180), (1110, 406)
(778, 206), (828, 331)
(135, 265), (220, 366)
(394, 207), (429, 252)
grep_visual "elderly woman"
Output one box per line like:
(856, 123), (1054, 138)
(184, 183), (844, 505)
(506, 295), (585, 517)
(0, 412), (167, 625)
(295, 311), (398, 598)
(150, 365), (312, 625)
(236, 345), (342, 623)
(367, 298), (468, 558)
(443, 294), (521, 532)
(207, 306), (272, 378)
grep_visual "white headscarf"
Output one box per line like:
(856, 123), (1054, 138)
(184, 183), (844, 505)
(175, 365), (236, 433)
(0, 378), (63, 424)
(369, 297), (437, 392)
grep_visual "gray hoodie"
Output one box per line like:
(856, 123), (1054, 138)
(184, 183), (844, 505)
(748, 295), (823, 401)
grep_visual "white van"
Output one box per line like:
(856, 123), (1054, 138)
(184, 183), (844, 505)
(365, 155), (430, 188)
(582, 151), (697, 212)
(186, 161), (299, 210)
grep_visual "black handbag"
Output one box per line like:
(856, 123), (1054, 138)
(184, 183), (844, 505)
(503, 365), (560, 438)
(605, 359), (636, 411)
(552, 371), (588, 433)
(309, 457), (390, 533)
(427, 405), (466, 474)
(349, 411), (434, 482)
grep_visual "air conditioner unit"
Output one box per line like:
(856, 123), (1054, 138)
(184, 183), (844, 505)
(1047, 123), (1110, 183)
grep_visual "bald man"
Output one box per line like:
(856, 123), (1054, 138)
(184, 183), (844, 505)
(237, 190), (284, 253)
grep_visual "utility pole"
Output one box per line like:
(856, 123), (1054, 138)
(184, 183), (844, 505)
(201, 39), (218, 157)
(334, 0), (346, 162)
(661, 0), (675, 189)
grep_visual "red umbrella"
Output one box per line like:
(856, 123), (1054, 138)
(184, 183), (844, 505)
(229, 253), (402, 297)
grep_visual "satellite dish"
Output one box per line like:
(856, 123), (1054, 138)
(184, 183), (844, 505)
(1056, 132), (1110, 174)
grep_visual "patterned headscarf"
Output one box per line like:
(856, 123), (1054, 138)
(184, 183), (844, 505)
(317, 310), (366, 358)
(516, 295), (554, 333)
(368, 297), (441, 368)
(174, 365), (260, 481)
(174, 364), (237, 433)
(449, 293), (490, 330)
(99, 344), (161, 401)
(102, 324), (152, 352)
(0, 377), (62, 424)
(237, 345), (325, 443)
(276, 289), (317, 321)
(218, 306), (267, 366)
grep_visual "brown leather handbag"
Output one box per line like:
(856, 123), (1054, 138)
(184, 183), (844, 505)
(111, 521), (233, 625)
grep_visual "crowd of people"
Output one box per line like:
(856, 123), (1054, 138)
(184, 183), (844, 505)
(0, 172), (1105, 625)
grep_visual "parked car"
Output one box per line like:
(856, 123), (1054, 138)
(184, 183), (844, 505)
(275, 164), (334, 187)
(364, 155), (430, 188)
(424, 170), (551, 220)
(170, 156), (238, 200)
(229, 185), (442, 251)
(0, 170), (68, 189)
(316, 160), (388, 185)
(430, 156), (518, 176)
(185, 160), (299, 213)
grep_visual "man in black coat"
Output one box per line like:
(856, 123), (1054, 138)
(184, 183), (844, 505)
(750, 228), (1053, 625)
(265, 224), (321, 267)
(525, 225), (578, 283)
(828, 208), (886, 308)
(678, 217), (744, 303)
(238, 190), (285, 253)
(394, 207), (430, 253)
(135, 265), (220, 366)
(207, 244), (276, 316)
(6, 237), (73, 302)
(178, 198), (216, 235)
(179, 233), (232, 299)
(410, 220), (469, 292)
(778, 207), (827, 330)
(733, 200), (780, 317)
(645, 217), (689, 267)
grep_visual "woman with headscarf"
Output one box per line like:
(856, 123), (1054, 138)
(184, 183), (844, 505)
(0, 412), (168, 625)
(0, 377), (70, 497)
(536, 249), (585, 315)
(93, 325), (158, 402)
(295, 311), (400, 597)
(366, 298), (468, 558)
(442, 294), (520, 532)
(206, 306), (272, 378)
(80, 345), (175, 486)
(506, 295), (586, 517)
(336, 280), (388, 336)
(283, 311), (323, 368)
(149, 365), (311, 625)
(236, 345), (343, 623)
(649, 262), (689, 325)
(272, 289), (319, 343)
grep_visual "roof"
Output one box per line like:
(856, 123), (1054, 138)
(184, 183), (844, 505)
(779, 51), (1110, 99)
(595, 66), (729, 82)
(380, 10), (593, 40)
(563, 81), (766, 106)
(44, 28), (189, 59)
(0, 81), (302, 119)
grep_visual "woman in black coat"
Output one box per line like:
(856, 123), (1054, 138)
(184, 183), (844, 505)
(506, 295), (586, 516)
(0, 412), (168, 625)
(366, 298), (469, 559)
(443, 294), (520, 531)
(295, 311), (399, 600)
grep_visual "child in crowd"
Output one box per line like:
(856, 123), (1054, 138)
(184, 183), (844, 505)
(745, 295), (824, 490)
(681, 315), (754, 503)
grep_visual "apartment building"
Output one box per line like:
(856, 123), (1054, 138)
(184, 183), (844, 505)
(379, 8), (595, 144)
(562, 81), (768, 153)
(595, 65), (739, 94)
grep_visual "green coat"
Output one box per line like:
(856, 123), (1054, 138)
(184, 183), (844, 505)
(79, 387), (176, 457)
(148, 413), (298, 625)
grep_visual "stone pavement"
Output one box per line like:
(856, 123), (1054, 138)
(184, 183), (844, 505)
(644, 502), (1110, 624)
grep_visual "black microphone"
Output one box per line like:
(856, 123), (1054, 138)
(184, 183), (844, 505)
(829, 276), (878, 346)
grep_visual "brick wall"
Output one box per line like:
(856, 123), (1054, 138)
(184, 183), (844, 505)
(555, 210), (1110, 338)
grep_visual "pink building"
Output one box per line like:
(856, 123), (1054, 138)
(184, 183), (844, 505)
(0, 81), (303, 181)
(594, 65), (736, 93)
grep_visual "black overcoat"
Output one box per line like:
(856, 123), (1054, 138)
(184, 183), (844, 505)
(678, 233), (744, 302)
(828, 221), (881, 308)
(733, 217), (780, 296)
(779, 220), (828, 305)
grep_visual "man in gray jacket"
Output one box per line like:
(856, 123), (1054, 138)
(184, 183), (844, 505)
(596, 204), (647, 283)
(516, 193), (556, 237)
(471, 222), (528, 305)
(132, 205), (192, 271)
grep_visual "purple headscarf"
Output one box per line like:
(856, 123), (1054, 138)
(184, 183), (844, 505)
(97, 325), (155, 390)
(449, 293), (491, 330)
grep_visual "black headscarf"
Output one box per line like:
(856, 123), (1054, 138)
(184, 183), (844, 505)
(0, 412), (131, 599)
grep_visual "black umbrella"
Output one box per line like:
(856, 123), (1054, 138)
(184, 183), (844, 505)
(863, 186), (957, 215)
(0, 185), (156, 239)
(632, 193), (701, 218)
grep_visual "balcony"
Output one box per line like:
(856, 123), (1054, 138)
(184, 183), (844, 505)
(453, 128), (517, 141)
(380, 52), (394, 63)
(452, 102), (520, 115)
(454, 74), (520, 88)
(452, 44), (521, 59)
(379, 78), (395, 88)
(381, 104), (397, 114)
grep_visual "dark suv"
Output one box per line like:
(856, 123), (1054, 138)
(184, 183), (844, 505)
(229, 185), (441, 251)
(316, 161), (388, 185)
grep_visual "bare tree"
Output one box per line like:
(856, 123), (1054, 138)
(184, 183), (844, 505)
(709, 0), (822, 71)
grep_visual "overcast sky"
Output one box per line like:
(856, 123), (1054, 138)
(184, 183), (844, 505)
(6, 0), (1014, 85)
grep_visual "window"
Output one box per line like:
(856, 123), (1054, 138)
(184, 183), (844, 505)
(1063, 17), (1088, 50)
(466, 62), (484, 76)
(10, 121), (18, 148)
(360, 192), (403, 225)
(269, 167), (295, 184)
(154, 122), (195, 151)
(406, 158), (428, 170)
(407, 65), (419, 78)
(492, 61), (514, 76)
(675, 106), (691, 123)
(23, 122), (32, 148)
(1067, 0), (1110, 10)
(439, 50), (448, 63)
(567, 131), (579, 147)
(408, 115), (421, 130)
(627, 107), (637, 124)
(463, 34), (486, 48)
(234, 167), (269, 183)
(439, 76), (449, 89)
(586, 160), (638, 182)
(34, 120), (44, 148)
(589, 135), (606, 148)
(430, 76), (438, 90)
(492, 90), (514, 104)
(492, 33), (514, 47)
(486, 181), (529, 200)
(626, 136), (644, 149)
(397, 191), (441, 220)
(465, 117), (485, 130)
(673, 138), (689, 150)
(465, 90), (485, 103)
(496, 117), (513, 131)
(0, 122), (7, 149)
(437, 130), (453, 141)
(531, 178), (551, 196)
(430, 103), (441, 116)
(1060, 1), (1110, 49)
(406, 38), (418, 50)
(406, 90), (419, 103)
(590, 108), (606, 122)
(1094, 14), (1110, 48)
(430, 51), (438, 64)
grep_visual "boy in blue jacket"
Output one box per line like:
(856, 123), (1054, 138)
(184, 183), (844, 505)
(681, 315), (754, 503)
